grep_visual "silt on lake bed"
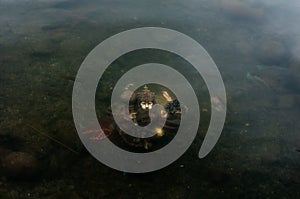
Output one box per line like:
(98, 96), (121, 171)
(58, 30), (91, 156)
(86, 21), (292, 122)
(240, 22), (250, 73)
(0, 0), (300, 198)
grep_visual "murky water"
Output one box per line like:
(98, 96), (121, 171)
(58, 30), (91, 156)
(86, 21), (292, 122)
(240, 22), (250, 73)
(0, 0), (300, 198)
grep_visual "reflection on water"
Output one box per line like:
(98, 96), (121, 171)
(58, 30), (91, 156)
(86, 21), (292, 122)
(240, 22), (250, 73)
(0, 0), (299, 198)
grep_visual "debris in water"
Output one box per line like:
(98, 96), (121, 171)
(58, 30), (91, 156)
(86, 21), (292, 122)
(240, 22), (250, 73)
(26, 124), (79, 155)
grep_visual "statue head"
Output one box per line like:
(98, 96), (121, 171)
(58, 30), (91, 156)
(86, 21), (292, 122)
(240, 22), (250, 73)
(137, 85), (155, 110)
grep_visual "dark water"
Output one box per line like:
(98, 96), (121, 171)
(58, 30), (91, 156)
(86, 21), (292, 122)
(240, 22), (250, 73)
(0, 0), (300, 198)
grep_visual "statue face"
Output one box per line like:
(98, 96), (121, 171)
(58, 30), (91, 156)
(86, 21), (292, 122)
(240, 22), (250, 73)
(140, 101), (153, 110)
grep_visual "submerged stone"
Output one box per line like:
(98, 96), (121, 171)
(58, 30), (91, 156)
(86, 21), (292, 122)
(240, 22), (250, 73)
(257, 39), (289, 66)
(253, 65), (300, 93)
(220, 0), (265, 22)
(2, 152), (38, 179)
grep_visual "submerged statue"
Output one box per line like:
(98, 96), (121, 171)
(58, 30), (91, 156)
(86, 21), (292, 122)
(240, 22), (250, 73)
(114, 84), (182, 151)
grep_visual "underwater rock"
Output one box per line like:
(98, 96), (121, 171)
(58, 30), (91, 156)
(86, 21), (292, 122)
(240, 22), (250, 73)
(257, 39), (289, 66)
(290, 57), (300, 74)
(295, 95), (300, 107)
(1, 152), (38, 179)
(206, 167), (230, 184)
(281, 171), (300, 186)
(0, 147), (11, 157)
(277, 94), (296, 109)
(220, 0), (265, 22)
(51, 0), (82, 10)
(42, 190), (82, 199)
(259, 147), (280, 165)
(253, 65), (300, 93)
